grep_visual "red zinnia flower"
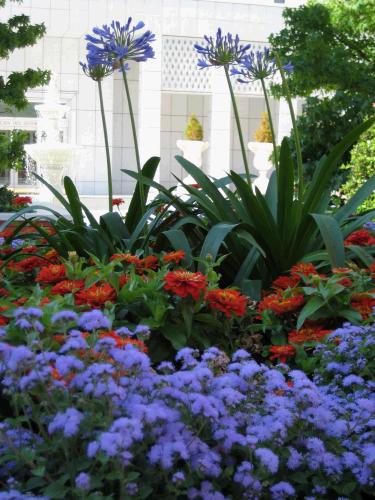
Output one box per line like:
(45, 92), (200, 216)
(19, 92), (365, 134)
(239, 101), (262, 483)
(51, 279), (85, 295)
(35, 264), (66, 283)
(164, 270), (208, 300)
(272, 275), (300, 290)
(12, 196), (32, 206)
(112, 198), (125, 207)
(8, 256), (46, 273)
(118, 274), (129, 288)
(206, 289), (248, 318)
(345, 229), (375, 247)
(0, 287), (9, 297)
(258, 292), (304, 315)
(75, 283), (116, 307)
(288, 326), (332, 344)
(290, 262), (318, 279)
(163, 250), (185, 265)
(269, 345), (296, 363)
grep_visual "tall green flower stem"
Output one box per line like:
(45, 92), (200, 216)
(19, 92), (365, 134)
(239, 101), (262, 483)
(260, 78), (279, 169)
(97, 79), (113, 212)
(120, 61), (145, 213)
(275, 53), (304, 197)
(224, 65), (251, 185)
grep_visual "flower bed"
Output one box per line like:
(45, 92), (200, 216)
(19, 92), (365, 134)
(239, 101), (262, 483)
(0, 306), (374, 498)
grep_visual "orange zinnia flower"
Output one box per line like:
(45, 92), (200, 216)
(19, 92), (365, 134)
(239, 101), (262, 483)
(206, 289), (248, 318)
(258, 292), (304, 315)
(110, 253), (141, 265)
(12, 196), (32, 206)
(35, 264), (66, 283)
(351, 292), (375, 320)
(269, 345), (296, 363)
(51, 279), (85, 295)
(99, 330), (147, 352)
(0, 287), (9, 297)
(163, 250), (185, 265)
(118, 274), (129, 288)
(137, 255), (159, 271)
(164, 269), (208, 300)
(272, 275), (300, 290)
(75, 283), (116, 307)
(44, 249), (60, 263)
(288, 326), (331, 344)
(290, 262), (318, 279)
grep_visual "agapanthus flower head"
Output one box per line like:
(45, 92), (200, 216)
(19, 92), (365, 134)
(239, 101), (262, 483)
(84, 18), (155, 72)
(194, 28), (250, 68)
(231, 46), (293, 83)
(80, 56), (114, 82)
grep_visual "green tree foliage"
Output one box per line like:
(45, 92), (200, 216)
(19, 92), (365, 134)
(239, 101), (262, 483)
(340, 124), (375, 213)
(0, 0), (49, 173)
(269, 0), (375, 187)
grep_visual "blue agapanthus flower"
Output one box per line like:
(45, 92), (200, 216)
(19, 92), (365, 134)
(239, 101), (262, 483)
(83, 18), (155, 72)
(231, 47), (293, 83)
(194, 28), (250, 68)
(79, 55), (114, 82)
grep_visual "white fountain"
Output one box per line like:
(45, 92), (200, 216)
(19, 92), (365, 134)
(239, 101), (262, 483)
(25, 75), (76, 205)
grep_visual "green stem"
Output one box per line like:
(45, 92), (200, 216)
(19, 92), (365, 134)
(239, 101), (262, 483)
(98, 79), (113, 212)
(275, 53), (304, 198)
(120, 61), (145, 213)
(224, 65), (251, 185)
(260, 78), (278, 169)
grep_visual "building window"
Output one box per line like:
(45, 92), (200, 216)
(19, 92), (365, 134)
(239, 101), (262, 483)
(274, 0), (285, 3)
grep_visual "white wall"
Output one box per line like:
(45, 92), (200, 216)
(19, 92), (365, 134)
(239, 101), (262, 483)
(160, 93), (210, 189)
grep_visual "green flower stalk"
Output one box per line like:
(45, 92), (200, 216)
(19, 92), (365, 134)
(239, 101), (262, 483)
(195, 28), (252, 185)
(80, 61), (114, 212)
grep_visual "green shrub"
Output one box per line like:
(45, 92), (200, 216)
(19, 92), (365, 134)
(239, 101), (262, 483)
(253, 112), (272, 143)
(184, 113), (203, 141)
(341, 125), (375, 213)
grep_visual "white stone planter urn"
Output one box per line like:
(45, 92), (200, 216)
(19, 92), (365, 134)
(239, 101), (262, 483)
(176, 140), (209, 188)
(248, 141), (274, 194)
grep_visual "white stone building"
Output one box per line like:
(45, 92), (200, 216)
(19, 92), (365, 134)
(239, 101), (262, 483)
(0, 0), (304, 207)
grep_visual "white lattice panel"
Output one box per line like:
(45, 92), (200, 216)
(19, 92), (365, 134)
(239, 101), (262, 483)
(162, 37), (211, 93)
(162, 36), (267, 96)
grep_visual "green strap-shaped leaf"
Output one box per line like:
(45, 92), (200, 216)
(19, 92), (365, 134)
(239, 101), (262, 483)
(341, 210), (375, 238)
(125, 156), (160, 234)
(33, 172), (72, 214)
(162, 229), (192, 266)
(241, 279), (262, 301)
(100, 212), (130, 241)
(175, 155), (237, 222)
(311, 213), (346, 268)
(335, 175), (375, 224)
(297, 296), (325, 330)
(277, 138), (295, 241)
(304, 116), (375, 214)
(63, 176), (85, 227)
(198, 222), (239, 272)
(234, 247), (260, 286)
(346, 244), (374, 267)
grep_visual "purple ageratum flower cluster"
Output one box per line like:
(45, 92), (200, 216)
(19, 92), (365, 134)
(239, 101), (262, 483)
(82, 18), (155, 76)
(0, 324), (374, 497)
(364, 221), (375, 232)
(231, 46), (293, 83)
(313, 322), (375, 388)
(194, 28), (251, 68)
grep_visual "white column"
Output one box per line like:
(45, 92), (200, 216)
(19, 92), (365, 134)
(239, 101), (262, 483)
(277, 97), (298, 144)
(208, 70), (231, 179)
(137, 33), (162, 182)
